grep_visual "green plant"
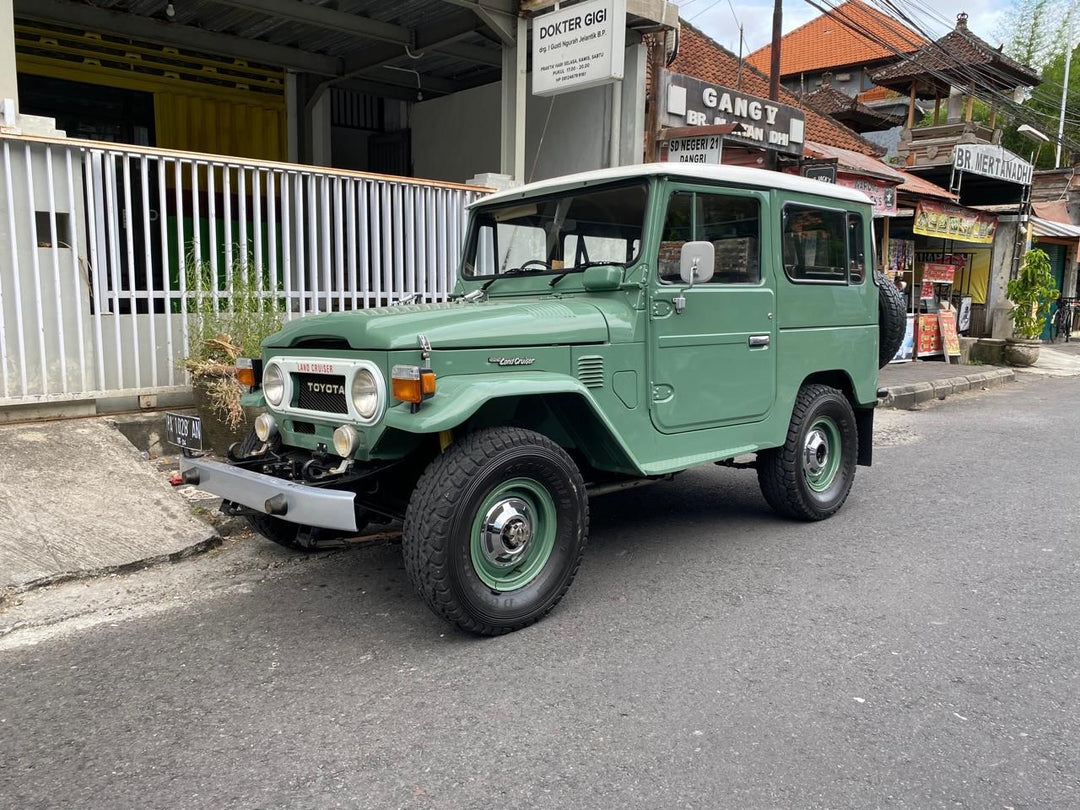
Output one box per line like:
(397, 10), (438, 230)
(1007, 248), (1059, 339)
(184, 246), (283, 427)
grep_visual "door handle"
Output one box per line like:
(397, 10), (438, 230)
(748, 335), (770, 347)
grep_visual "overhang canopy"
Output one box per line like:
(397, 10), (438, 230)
(14, 0), (520, 99)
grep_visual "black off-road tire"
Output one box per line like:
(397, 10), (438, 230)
(876, 271), (907, 368)
(234, 429), (364, 551)
(757, 384), (858, 521)
(402, 427), (589, 636)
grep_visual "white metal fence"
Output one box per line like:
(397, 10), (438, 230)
(0, 133), (488, 406)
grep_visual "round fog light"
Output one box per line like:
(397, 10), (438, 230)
(255, 413), (278, 442)
(333, 425), (359, 458)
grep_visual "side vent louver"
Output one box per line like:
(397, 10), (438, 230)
(577, 355), (605, 389)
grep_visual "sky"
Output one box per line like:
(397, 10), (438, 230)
(683, 0), (1009, 58)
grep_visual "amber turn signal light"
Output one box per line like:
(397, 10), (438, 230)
(235, 357), (261, 388)
(391, 365), (436, 404)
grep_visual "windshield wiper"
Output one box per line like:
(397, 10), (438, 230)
(480, 263), (551, 293)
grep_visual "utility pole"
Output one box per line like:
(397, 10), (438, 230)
(1056, 3), (1075, 168)
(769, 0), (782, 102)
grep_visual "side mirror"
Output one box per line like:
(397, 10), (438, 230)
(582, 264), (623, 291)
(680, 241), (715, 286)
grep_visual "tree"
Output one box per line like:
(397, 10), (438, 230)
(996, 0), (1069, 71)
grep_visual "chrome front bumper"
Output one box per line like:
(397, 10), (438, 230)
(179, 456), (359, 532)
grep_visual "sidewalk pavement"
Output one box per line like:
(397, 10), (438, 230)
(4, 344), (1080, 596)
(0, 418), (219, 592)
(878, 342), (1080, 409)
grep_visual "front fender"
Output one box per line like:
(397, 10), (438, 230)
(381, 372), (646, 475)
(382, 372), (595, 433)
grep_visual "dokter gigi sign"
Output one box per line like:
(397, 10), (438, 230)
(660, 70), (806, 157)
(532, 0), (626, 97)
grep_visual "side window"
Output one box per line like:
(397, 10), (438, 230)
(700, 194), (761, 284)
(659, 191), (761, 283)
(782, 205), (848, 283)
(847, 214), (865, 283)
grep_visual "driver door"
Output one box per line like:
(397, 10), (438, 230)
(649, 186), (776, 433)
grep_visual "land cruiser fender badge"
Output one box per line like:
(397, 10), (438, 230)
(418, 333), (432, 361)
(488, 356), (536, 366)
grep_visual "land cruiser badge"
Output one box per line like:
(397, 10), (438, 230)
(488, 356), (536, 367)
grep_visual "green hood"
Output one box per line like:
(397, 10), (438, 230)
(264, 300), (610, 351)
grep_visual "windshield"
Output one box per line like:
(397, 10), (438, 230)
(463, 182), (648, 279)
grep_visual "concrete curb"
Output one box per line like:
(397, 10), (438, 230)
(0, 533), (222, 598)
(882, 368), (1015, 410)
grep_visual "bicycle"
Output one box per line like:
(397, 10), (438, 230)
(1051, 297), (1077, 343)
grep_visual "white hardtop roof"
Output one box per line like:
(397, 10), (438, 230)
(472, 163), (872, 208)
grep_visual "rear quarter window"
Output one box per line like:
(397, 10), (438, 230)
(782, 204), (866, 285)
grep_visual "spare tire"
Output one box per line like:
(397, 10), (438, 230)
(876, 272), (907, 368)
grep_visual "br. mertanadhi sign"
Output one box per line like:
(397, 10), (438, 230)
(532, 0), (626, 97)
(660, 70), (805, 157)
(953, 144), (1033, 186)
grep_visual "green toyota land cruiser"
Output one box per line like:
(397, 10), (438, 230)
(181, 163), (906, 635)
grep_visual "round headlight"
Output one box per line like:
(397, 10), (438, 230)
(333, 425), (358, 458)
(351, 369), (379, 419)
(263, 362), (284, 407)
(255, 413), (278, 442)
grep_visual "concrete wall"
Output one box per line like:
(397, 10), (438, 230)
(411, 43), (647, 185)
(412, 82), (502, 183)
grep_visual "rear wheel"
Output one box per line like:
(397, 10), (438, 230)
(757, 385), (858, 521)
(403, 427), (588, 635)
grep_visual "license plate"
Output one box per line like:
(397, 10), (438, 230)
(165, 412), (203, 451)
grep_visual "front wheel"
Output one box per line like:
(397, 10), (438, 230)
(403, 427), (589, 635)
(757, 385), (858, 521)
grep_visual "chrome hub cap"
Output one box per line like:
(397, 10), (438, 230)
(480, 497), (534, 569)
(804, 429), (829, 478)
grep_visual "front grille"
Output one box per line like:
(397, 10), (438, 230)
(290, 421), (316, 435)
(293, 373), (348, 414)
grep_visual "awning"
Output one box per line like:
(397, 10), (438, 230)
(1031, 200), (1080, 241)
(1031, 217), (1080, 240)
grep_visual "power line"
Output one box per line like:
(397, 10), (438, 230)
(799, 0), (1080, 152)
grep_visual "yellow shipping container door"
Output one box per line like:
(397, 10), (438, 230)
(155, 93), (286, 162)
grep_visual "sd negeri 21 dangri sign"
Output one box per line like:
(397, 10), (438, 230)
(532, 0), (626, 96)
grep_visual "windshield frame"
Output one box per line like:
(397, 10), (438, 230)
(460, 179), (651, 281)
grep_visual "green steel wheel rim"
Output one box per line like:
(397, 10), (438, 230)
(803, 416), (842, 493)
(469, 477), (557, 592)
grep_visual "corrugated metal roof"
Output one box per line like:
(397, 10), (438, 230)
(72, 0), (502, 90)
(1032, 217), (1080, 240)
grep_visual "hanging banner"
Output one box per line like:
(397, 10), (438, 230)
(836, 175), (898, 216)
(913, 200), (997, 244)
(923, 263), (958, 283)
(532, 0), (626, 96)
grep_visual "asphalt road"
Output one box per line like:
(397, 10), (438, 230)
(2, 376), (1078, 809)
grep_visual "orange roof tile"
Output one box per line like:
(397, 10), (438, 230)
(856, 85), (902, 103)
(664, 22), (885, 157)
(746, 0), (926, 78)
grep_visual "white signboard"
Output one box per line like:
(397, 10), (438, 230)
(665, 134), (723, 164)
(532, 0), (626, 97)
(953, 143), (1033, 186)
